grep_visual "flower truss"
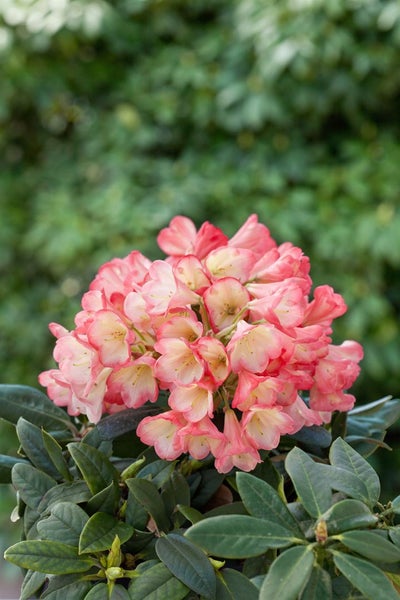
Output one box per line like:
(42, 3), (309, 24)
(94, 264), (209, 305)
(39, 215), (363, 473)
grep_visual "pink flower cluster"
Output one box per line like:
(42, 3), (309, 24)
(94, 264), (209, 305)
(39, 215), (363, 473)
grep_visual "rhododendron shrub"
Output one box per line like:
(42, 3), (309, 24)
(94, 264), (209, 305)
(39, 215), (363, 473)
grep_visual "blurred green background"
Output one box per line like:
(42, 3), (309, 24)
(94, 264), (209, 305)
(1, 0), (400, 590)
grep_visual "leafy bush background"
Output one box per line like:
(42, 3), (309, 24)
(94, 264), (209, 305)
(1, 0), (399, 514)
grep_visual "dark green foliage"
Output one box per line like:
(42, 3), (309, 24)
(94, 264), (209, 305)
(2, 385), (400, 599)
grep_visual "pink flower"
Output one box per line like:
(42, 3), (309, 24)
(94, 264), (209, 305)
(250, 243), (311, 289)
(38, 369), (73, 410)
(232, 371), (292, 412)
(142, 261), (198, 315)
(48, 322), (69, 338)
(48, 332), (114, 422)
(242, 404), (296, 450)
(309, 389), (357, 413)
(179, 416), (225, 459)
(174, 255), (211, 294)
(194, 336), (230, 387)
(53, 333), (100, 389)
(137, 411), (186, 460)
(157, 216), (228, 259)
(282, 395), (326, 430)
(75, 367), (114, 423)
(154, 338), (204, 386)
(308, 341), (363, 412)
(247, 281), (306, 329)
(90, 251), (151, 299)
(123, 291), (152, 330)
(228, 214), (276, 258)
(205, 247), (254, 283)
(156, 314), (203, 342)
(168, 384), (214, 422)
(86, 310), (133, 367)
(214, 410), (261, 473)
(227, 321), (293, 374)
(157, 216), (197, 256)
(105, 355), (158, 409)
(312, 341), (363, 395)
(204, 277), (249, 332)
(304, 285), (347, 328)
(194, 221), (229, 259)
(39, 213), (364, 472)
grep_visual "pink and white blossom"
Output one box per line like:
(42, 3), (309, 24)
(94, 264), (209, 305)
(214, 410), (261, 473)
(136, 411), (186, 460)
(39, 214), (363, 474)
(204, 277), (249, 332)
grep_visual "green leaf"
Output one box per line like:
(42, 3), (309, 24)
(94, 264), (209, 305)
(41, 574), (92, 599)
(156, 533), (216, 600)
(0, 453), (28, 484)
(20, 569), (47, 600)
(161, 471), (191, 518)
(319, 465), (372, 505)
(125, 491), (149, 529)
(242, 554), (271, 580)
(335, 530), (400, 563)
(128, 562), (189, 600)
(329, 437), (381, 506)
(259, 545), (314, 600)
(109, 585), (131, 600)
(84, 583), (131, 600)
(12, 462), (57, 510)
(185, 515), (296, 558)
(42, 429), (73, 481)
(68, 441), (119, 495)
(299, 566), (332, 600)
(191, 469), (225, 510)
(16, 417), (60, 478)
(331, 575), (358, 600)
(391, 495), (400, 514)
(176, 504), (204, 525)
(236, 472), (303, 536)
(126, 477), (170, 532)
(389, 527), (400, 547)
(137, 459), (176, 488)
(345, 435), (392, 453)
(24, 506), (41, 540)
(285, 447), (332, 517)
(287, 424), (332, 448)
(204, 501), (248, 518)
(95, 406), (161, 440)
(332, 551), (399, 600)
(79, 512), (134, 554)
(4, 540), (94, 574)
(81, 426), (113, 456)
(121, 457), (146, 481)
(249, 456), (282, 489)
(386, 573), (400, 594)
(84, 583), (109, 600)
(348, 397), (400, 428)
(0, 384), (73, 431)
(123, 529), (154, 554)
(321, 499), (378, 534)
(134, 560), (159, 574)
(86, 480), (120, 515)
(216, 568), (259, 600)
(37, 480), (91, 513)
(37, 502), (89, 546)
